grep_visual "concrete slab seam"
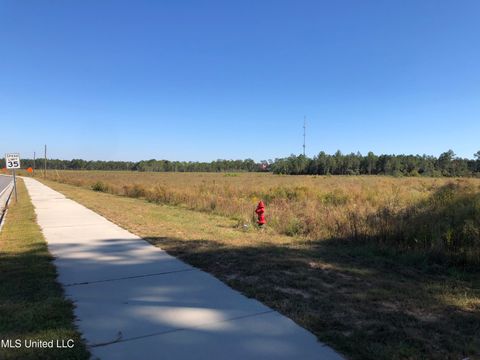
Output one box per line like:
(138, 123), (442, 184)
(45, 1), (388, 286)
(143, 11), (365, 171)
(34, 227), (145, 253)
(90, 310), (276, 348)
(64, 268), (197, 287)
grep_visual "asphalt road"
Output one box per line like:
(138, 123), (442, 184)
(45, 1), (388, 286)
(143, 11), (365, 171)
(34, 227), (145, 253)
(0, 176), (12, 194)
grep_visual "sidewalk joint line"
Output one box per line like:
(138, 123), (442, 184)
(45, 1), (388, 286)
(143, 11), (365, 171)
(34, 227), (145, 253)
(89, 310), (276, 348)
(65, 268), (197, 287)
(41, 223), (112, 229)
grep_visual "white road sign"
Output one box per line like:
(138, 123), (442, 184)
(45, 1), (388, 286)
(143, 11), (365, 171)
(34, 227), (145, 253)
(5, 153), (21, 169)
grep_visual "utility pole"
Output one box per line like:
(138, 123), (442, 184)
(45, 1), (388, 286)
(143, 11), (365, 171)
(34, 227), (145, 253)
(44, 145), (47, 179)
(303, 116), (306, 156)
(33, 151), (36, 177)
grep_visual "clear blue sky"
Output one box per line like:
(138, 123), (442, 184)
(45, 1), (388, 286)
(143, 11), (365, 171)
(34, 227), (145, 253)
(1, 0), (479, 161)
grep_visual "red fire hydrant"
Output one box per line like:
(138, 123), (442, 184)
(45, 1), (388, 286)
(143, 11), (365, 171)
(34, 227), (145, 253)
(255, 201), (266, 226)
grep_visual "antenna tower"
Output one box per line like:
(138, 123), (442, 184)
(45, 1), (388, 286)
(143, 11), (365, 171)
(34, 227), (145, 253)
(303, 116), (306, 156)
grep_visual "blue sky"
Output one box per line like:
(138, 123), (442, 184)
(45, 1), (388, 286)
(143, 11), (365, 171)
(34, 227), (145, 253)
(1, 0), (479, 161)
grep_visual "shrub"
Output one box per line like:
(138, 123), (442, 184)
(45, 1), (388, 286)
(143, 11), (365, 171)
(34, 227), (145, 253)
(123, 184), (146, 198)
(91, 181), (108, 192)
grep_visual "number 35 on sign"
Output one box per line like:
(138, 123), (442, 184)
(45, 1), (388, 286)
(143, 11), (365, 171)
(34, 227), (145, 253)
(5, 153), (21, 169)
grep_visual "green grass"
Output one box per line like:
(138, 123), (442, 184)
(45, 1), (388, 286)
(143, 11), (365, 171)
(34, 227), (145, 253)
(0, 179), (90, 360)
(39, 178), (480, 360)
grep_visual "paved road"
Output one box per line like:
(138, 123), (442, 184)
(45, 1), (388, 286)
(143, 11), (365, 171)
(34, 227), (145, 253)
(0, 176), (12, 194)
(23, 177), (344, 360)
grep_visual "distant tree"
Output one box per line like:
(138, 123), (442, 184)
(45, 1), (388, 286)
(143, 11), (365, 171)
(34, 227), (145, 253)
(475, 151), (480, 172)
(316, 151), (329, 175)
(333, 150), (343, 174)
(438, 150), (456, 176)
(365, 151), (378, 175)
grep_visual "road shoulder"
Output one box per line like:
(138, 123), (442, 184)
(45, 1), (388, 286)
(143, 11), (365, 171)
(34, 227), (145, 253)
(0, 178), (90, 359)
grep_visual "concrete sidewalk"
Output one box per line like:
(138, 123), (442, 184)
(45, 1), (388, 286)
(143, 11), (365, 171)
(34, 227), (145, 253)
(23, 178), (344, 360)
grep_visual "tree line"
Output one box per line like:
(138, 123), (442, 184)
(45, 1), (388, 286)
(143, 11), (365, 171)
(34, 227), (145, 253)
(1, 158), (259, 172)
(2, 150), (480, 177)
(270, 150), (480, 176)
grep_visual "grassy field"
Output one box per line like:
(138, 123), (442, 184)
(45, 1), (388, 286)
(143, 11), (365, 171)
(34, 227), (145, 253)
(0, 179), (89, 360)
(42, 170), (480, 266)
(36, 173), (480, 360)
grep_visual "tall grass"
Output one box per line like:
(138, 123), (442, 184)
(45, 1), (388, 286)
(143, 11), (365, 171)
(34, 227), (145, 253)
(44, 171), (480, 266)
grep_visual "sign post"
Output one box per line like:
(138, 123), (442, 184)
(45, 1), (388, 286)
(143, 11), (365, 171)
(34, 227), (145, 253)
(5, 153), (21, 202)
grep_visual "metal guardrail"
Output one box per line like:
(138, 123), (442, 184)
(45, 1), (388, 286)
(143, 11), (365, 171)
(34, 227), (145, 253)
(0, 178), (14, 227)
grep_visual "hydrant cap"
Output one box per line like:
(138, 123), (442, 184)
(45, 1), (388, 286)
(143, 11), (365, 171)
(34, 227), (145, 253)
(258, 201), (265, 208)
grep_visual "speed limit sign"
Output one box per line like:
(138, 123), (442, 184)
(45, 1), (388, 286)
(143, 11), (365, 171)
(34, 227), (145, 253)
(5, 153), (21, 169)
(5, 153), (20, 202)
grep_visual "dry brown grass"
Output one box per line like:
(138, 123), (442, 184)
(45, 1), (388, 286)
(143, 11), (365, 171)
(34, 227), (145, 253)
(39, 171), (480, 265)
(37, 178), (480, 360)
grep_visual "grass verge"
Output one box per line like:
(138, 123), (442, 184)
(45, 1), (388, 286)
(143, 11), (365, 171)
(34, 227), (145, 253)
(0, 179), (90, 360)
(41, 179), (480, 360)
